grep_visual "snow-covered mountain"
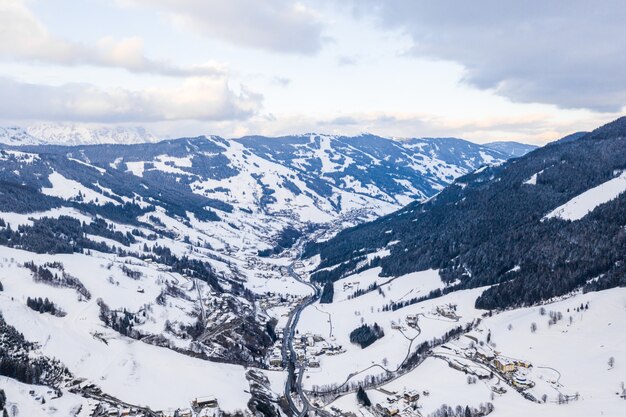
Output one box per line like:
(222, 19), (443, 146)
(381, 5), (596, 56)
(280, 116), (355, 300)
(4, 120), (624, 417)
(0, 126), (45, 146)
(6, 123), (161, 145)
(0, 132), (512, 415)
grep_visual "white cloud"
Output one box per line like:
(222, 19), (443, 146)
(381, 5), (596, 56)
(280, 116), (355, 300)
(120, 0), (325, 54)
(350, 0), (626, 112)
(0, 0), (224, 76)
(0, 76), (262, 123)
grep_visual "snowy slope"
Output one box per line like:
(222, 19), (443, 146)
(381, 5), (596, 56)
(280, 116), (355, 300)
(544, 170), (626, 221)
(327, 288), (626, 417)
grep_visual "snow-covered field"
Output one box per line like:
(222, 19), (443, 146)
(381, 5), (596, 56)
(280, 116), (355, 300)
(297, 267), (478, 390)
(327, 288), (626, 417)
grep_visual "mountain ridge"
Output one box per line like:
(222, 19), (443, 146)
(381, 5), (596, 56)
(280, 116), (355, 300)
(0, 124), (537, 159)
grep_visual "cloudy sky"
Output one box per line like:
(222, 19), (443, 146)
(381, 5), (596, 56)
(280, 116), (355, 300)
(1, 0), (624, 143)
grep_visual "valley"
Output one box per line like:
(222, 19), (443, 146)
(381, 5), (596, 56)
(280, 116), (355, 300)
(0, 124), (624, 417)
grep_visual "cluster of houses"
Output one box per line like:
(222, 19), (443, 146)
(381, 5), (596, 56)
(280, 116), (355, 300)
(294, 333), (345, 369)
(435, 303), (460, 320)
(85, 396), (219, 417)
(267, 332), (345, 369)
(259, 293), (303, 312)
(462, 335), (534, 389)
(374, 388), (422, 417)
(245, 256), (290, 276)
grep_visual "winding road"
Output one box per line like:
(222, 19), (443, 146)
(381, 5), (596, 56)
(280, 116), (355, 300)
(282, 262), (320, 416)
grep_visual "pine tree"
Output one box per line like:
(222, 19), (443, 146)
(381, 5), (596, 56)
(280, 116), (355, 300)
(356, 386), (371, 406)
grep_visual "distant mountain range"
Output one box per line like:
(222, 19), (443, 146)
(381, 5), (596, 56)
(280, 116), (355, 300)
(0, 124), (537, 159)
(0, 124), (159, 146)
(484, 140), (538, 157)
(0, 134), (515, 234)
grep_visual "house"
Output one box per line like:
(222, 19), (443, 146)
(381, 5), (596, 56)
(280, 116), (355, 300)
(391, 322), (403, 330)
(178, 409), (193, 417)
(406, 314), (418, 327)
(269, 356), (283, 367)
(193, 396), (218, 408)
(515, 359), (532, 368)
(493, 357), (516, 373)
(308, 358), (320, 368)
(403, 389), (419, 403)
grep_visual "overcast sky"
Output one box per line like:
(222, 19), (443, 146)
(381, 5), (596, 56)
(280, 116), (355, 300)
(1, 0), (624, 143)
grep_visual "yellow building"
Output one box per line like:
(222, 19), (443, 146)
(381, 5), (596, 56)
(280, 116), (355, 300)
(494, 358), (516, 373)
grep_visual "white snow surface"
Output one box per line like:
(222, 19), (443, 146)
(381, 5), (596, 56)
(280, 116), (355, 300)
(545, 171), (626, 221)
(328, 288), (626, 417)
(42, 171), (118, 205)
(0, 246), (251, 412)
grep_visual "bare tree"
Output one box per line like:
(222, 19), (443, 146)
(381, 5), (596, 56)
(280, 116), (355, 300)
(530, 322), (537, 333)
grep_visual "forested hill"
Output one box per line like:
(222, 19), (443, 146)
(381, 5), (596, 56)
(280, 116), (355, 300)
(304, 116), (626, 310)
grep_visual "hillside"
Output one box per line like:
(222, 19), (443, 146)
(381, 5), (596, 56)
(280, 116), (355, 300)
(304, 117), (626, 310)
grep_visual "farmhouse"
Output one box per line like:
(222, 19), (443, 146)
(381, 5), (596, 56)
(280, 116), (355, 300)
(193, 396), (218, 408)
(406, 314), (418, 327)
